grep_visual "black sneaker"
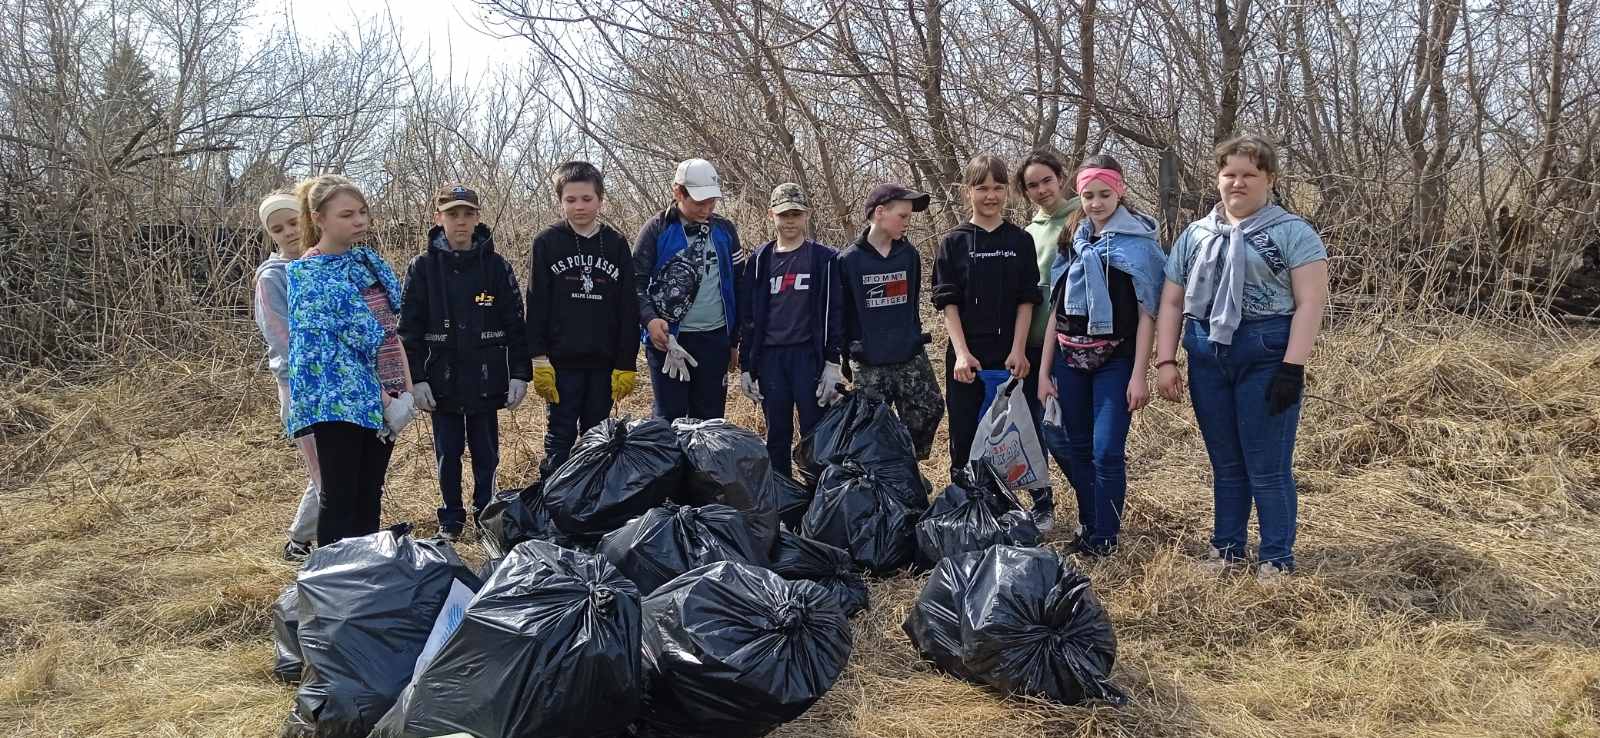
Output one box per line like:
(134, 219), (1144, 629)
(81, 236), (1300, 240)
(1073, 537), (1116, 558)
(283, 539), (313, 563)
(438, 526), (462, 543)
(1031, 507), (1056, 533)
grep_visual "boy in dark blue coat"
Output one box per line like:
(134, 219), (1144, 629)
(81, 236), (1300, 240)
(397, 185), (532, 540)
(738, 183), (845, 476)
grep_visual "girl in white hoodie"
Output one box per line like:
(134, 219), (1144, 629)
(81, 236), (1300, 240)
(252, 192), (321, 561)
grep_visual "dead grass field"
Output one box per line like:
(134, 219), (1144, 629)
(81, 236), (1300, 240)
(4, 316), (1600, 737)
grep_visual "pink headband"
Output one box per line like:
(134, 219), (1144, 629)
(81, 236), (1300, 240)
(1076, 168), (1127, 196)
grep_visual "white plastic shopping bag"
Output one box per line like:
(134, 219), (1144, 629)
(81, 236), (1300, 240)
(968, 376), (1049, 490)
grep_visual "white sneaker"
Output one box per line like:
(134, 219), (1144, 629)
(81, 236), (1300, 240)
(1198, 547), (1236, 575)
(1256, 561), (1291, 583)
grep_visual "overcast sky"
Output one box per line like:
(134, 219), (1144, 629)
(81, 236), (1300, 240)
(252, 0), (533, 84)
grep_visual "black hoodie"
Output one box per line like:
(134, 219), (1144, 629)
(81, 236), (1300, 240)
(398, 223), (532, 415)
(526, 220), (639, 371)
(837, 228), (927, 366)
(932, 221), (1041, 363)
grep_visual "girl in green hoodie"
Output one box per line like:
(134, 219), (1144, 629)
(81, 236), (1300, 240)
(1011, 152), (1081, 532)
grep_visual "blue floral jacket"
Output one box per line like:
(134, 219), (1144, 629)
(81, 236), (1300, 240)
(285, 246), (404, 435)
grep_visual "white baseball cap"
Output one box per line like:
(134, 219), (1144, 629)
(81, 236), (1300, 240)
(673, 158), (723, 201)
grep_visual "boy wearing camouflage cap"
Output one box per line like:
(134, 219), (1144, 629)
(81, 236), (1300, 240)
(738, 183), (845, 476)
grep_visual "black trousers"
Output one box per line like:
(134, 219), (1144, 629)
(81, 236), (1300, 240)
(944, 342), (1012, 475)
(311, 421), (394, 546)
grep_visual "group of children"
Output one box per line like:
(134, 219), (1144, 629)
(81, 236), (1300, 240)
(254, 133), (1328, 580)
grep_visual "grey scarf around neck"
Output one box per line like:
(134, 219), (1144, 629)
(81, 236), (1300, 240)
(1183, 203), (1298, 345)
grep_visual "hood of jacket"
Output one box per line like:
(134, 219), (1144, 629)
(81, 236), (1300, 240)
(1030, 198), (1077, 227)
(850, 227), (915, 260)
(254, 252), (291, 281)
(1096, 207), (1159, 239)
(428, 222), (496, 255)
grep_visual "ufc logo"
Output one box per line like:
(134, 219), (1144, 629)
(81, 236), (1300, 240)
(770, 272), (810, 294)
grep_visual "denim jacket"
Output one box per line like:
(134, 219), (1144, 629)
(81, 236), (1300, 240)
(1057, 207), (1166, 335)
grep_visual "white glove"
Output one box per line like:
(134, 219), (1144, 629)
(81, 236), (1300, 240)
(507, 379), (528, 409)
(815, 362), (845, 407)
(662, 335), (698, 382)
(383, 391), (417, 436)
(411, 381), (436, 412)
(1042, 394), (1062, 427)
(740, 372), (763, 402)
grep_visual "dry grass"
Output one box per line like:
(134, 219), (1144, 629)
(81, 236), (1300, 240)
(4, 316), (1600, 737)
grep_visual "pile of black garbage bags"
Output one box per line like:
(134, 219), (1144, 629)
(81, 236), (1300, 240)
(269, 394), (1124, 738)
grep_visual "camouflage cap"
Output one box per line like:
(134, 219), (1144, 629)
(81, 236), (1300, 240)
(769, 182), (809, 213)
(434, 184), (481, 212)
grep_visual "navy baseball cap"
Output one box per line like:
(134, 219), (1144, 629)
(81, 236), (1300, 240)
(863, 183), (930, 218)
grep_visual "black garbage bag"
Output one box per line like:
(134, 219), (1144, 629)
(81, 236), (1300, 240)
(635, 562), (853, 737)
(475, 556), (504, 581)
(270, 584), (303, 684)
(369, 539), (644, 738)
(915, 462), (1042, 566)
(794, 392), (928, 511)
(544, 417), (685, 538)
(768, 530), (869, 617)
(672, 418), (780, 552)
(801, 460), (917, 575)
(768, 471), (812, 532)
(902, 549), (985, 681)
(478, 480), (588, 559)
(599, 503), (766, 596)
(283, 526), (480, 738)
(960, 545), (1126, 705)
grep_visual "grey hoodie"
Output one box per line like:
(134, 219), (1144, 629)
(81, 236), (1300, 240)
(253, 253), (293, 384)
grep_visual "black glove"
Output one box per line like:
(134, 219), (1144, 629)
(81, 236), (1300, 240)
(1265, 362), (1304, 416)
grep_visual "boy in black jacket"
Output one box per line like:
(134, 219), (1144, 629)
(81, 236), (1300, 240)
(738, 183), (845, 476)
(398, 184), (532, 540)
(837, 183), (944, 460)
(526, 161), (640, 476)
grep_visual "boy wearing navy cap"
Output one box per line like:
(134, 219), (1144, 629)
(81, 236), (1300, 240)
(835, 183), (944, 459)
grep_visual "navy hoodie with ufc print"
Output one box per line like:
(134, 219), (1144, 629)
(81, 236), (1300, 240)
(739, 239), (844, 376)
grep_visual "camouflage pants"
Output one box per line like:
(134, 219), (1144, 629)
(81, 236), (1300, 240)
(852, 352), (945, 460)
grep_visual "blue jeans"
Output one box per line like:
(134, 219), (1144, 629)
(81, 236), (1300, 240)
(1050, 354), (1133, 549)
(542, 367), (612, 477)
(1184, 316), (1300, 570)
(646, 329), (731, 421)
(433, 411), (499, 530)
(757, 344), (823, 477)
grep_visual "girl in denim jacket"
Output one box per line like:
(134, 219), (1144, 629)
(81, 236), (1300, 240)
(1037, 155), (1166, 557)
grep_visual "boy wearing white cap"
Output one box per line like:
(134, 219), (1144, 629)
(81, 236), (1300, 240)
(632, 158), (746, 421)
(252, 192), (321, 561)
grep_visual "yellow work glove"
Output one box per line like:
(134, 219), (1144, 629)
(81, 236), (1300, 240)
(532, 356), (559, 404)
(611, 369), (638, 403)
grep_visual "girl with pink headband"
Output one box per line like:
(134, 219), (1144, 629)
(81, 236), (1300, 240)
(252, 192), (322, 562)
(1037, 154), (1167, 557)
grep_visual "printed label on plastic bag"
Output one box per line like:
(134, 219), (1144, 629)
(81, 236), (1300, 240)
(410, 579), (474, 684)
